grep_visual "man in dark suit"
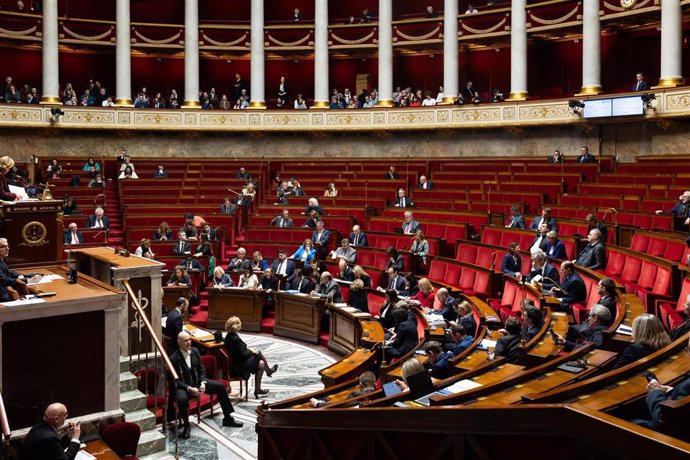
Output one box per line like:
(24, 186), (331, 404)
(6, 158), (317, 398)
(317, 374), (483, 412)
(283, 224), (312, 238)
(418, 175), (433, 189)
(270, 209), (294, 228)
(228, 247), (252, 272)
(63, 223), (84, 245)
(349, 225), (368, 247)
(528, 222), (550, 254)
(312, 271), (343, 303)
(432, 287), (457, 322)
(402, 211), (421, 235)
(529, 207), (557, 232)
(393, 188), (414, 208)
(636, 375), (690, 430)
(384, 166), (398, 179)
(462, 81), (480, 104)
(632, 72), (650, 92)
(164, 297), (186, 350)
(19, 402), (81, 460)
(586, 213), (608, 243)
(385, 308), (418, 361)
(0, 237), (35, 296)
(312, 221), (330, 259)
(172, 231), (192, 256)
(86, 207), (110, 230)
(385, 266), (406, 295)
(596, 277), (617, 324)
(288, 268), (315, 293)
(337, 259), (355, 281)
(291, 7), (303, 20)
(506, 205), (526, 229)
(552, 261), (587, 312)
(525, 250), (559, 291)
(575, 228), (606, 271)
(180, 255), (204, 272)
(501, 242), (522, 276)
(545, 230), (567, 260)
(555, 304), (611, 351)
(271, 249), (296, 278)
(169, 332), (242, 438)
(577, 146), (596, 163)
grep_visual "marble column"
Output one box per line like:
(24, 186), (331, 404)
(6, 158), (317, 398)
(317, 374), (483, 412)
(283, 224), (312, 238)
(39, 0), (60, 104)
(182, 0), (201, 108)
(115, 0), (133, 106)
(375, 0), (393, 107)
(249, 0), (266, 108)
(441, 0), (458, 104)
(656, 0), (683, 88)
(507, 0), (528, 100)
(312, 0), (329, 108)
(578, 0), (602, 95)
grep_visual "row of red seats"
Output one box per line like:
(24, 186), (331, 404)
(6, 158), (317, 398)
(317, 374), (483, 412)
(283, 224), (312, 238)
(426, 258), (494, 298)
(630, 231), (688, 265)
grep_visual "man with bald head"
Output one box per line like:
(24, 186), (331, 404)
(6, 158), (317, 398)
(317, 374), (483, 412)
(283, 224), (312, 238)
(169, 331), (242, 438)
(20, 402), (81, 460)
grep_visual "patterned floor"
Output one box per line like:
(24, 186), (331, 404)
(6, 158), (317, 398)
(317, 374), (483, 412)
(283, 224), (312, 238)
(166, 333), (337, 460)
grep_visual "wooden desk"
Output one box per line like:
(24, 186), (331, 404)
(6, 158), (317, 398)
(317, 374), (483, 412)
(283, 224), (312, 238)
(319, 347), (380, 387)
(328, 305), (371, 355)
(526, 311), (568, 366)
(83, 439), (121, 459)
(360, 320), (384, 348)
(206, 287), (264, 331)
(274, 292), (326, 344)
(0, 265), (121, 430)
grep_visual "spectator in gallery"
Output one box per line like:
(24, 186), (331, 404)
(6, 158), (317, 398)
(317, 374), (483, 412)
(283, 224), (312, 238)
(277, 76), (289, 103)
(291, 8), (303, 21)
(632, 72), (650, 92)
(294, 94), (307, 109)
(232, 73), (245, 102)
(492, 88), (505, 103)
(219, 94), (231, 110)
(465, 4), (479, 14)
(577, 146), (597, 163)
(547, 149), (564, 164)
(425, 5), (439, 18)
(153, 164), (168, 178)
(361, 8), (373, 23)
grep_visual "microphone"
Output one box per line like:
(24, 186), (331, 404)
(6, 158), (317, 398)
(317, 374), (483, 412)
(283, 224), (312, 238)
(92, 230), (106, 240)
(226, 188), (241, 196)
(541, 276), (567, 296)
(601, 207), (617, 224)
(487, 186), (491, 215)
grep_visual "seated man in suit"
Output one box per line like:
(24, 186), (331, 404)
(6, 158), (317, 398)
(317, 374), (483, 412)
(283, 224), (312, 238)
(349, 224), (368, 247)
(180, 254), (204, 272)
(86, 206), (110, 230)
(635, 373), (690, 431)
(380, 266), (405, 295)
(521, 305), (543, 342)
(506, 205), (526, 229)
(330, 239), (357, 263)
(311, 271), (343, 303)
(528, 222), (550, 254)
(228, 247), (252, 272)
(418, 175), (433, 190)
(270, 249), (296, 278)
(270, 209), (294, 228)
(311, 221), (330, 259)
(432, 287), (457, 322)
(596, 277), (617, 324)
(574, 228), (606, 271)
(551, 261), (587, 312)
(529, 207), (557, 232)
(63, 223), (84, 245)
(545, 230), (567, 260)
(288, 268), (315, 293)
(523, 250), (559, 291)
(501, 242), (522, 276)
(336, 259), (355, 282)
(577, 146), (596, 163)
(172, 230), (192, 256)
(402, 211), (421, 235)
(384, 166), (398, 179)
(169, 332), (242, 438)
(586, 213), (608, 243)
(655, 191), (690, 225)
(200, 222), (216, 241)
(554, 304), (611, 351)
(0, 237), (37, 296)
(19, 402), (81, 460)
(393, 188), (414, 208)
(385, 308), (418, 361)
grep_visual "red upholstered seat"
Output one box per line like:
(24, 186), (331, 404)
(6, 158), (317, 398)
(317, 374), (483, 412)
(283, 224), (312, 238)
(456, 243), (478, 263)
(101, 422), (141, 459)
(427, 260), (447, 283)
(472, 271), (491, 298)
(458, 268), (476, 293)
(218, 348), (249, 401)
(604, 251), (625, 278)
(367, 292), (385, 317)
(445, 264), (462, 286)
(656, 277), (690, 331)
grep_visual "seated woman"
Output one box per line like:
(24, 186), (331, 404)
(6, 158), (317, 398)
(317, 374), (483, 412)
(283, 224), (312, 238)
(290, 238), (316, 263)
(47, 159), (62, 179)
(224, 316), (278, 399)
(410, 230), (430, 272)
(408, 278), (434, 309)
(82, 158), (101, 172)
(521, 305), (543, 342)
(394, 358), (433, 399)
(238, 267), (259, 289)
(260, 267), (278, 307)
(348, 279), (369, 313)
(448, 300), (477, 338)
(377, 289), (407, 330)
(612, 314), (671, 370)
(385, 246), (404, 272)
(62, 195), (78, 215)
(352, 265), (371, 288)
(211, 266), (234, 287)
(385, 308), (419, 362)
(403, 273), (419, 297)
(135, 238), (155, 259)
(167, 266), (191, 286)
(323, 182), (338, 198)
(251, 250), (268, 272)
(153, 221), (172, 241)
(118, 165), (139, 179)
(302, 210), (320, 228)
(492, 317), (522, 364)
(302, 197), (327, 216)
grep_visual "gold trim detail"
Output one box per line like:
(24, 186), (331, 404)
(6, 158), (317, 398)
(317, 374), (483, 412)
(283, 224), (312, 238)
(133, 29), (181, 45)
(375, 99), (394, 108)
(576, 86), (603, 96)
(330, 31), (376, 45)
(653, 77), (684, 89)
(460, 17), (507, 35)
(39, 96), (62, 105)
(441, 96), (458, 104)
(311, 101), (330, 108)
(395, 26), (441, 42)
(529, 6), (579, 25)
(507, 91), (529, 101)
(62, 25), (113, 42)
(181, 100), (201, 108)
(248, 101), (267, 109)
(20, 221), (48, 246)
(114, 98), (134, 107)
(201, 32), (247, 47)
(267, 33), (311, 47)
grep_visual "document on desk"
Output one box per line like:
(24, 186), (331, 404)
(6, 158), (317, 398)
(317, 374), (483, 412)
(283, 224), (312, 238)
(1, 298), (47, 307)
(75, 450), (96, 460)
(28, 274), (64, 285)
(9, 184), (27, 198)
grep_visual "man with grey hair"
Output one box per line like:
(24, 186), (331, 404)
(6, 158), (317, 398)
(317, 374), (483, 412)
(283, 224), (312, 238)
(545, 230), (567, 259)
(418, 175), (432, 190)
(86, 206), (110, 229)
(575, 228), (606, 270)
(228, 247), (251, 272)
(330, 238), (357, 263)
(555, 304), (611, 351)
(402, 211), (420, 235)
(524, 249), (559, 291)
(349, 224), (368, 247)
(63, 223), (84, 245)
(0, 238), (39, 299)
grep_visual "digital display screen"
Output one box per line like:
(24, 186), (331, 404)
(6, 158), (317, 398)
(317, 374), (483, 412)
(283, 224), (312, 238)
(583, 99), (612, 118)
(612, 96), (644, 116)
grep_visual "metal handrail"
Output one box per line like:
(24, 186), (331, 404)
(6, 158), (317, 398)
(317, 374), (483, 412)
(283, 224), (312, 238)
(122, 280), (178, 381)
(0, 390), (10, 438)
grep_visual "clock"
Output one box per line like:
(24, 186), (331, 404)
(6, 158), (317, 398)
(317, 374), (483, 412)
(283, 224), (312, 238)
(620, 0), (636, 9)
(21, 221), (48, 246)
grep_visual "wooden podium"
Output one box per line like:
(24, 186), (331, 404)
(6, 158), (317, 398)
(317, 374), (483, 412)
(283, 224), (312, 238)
(207, 287), (264, 331)
(274, 292), (326, 344)
(0, 200), (64, 265)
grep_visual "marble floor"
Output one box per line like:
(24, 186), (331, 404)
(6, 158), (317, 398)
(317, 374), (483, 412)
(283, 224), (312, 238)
(166, 333), (337, 460)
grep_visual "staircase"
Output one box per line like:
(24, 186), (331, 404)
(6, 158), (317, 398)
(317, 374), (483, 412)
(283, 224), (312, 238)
(119, 357), (172, 459)
(105, 180), (125, 247)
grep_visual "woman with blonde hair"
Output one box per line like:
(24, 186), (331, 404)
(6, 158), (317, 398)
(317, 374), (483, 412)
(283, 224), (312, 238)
(449, 300), (477, 338)
(410, 229), (430, 270)
(352, 265), (371, 288)
(135, 238), (155, 259)
(153, 221), (172, 241)
(613, 314), (671, 369)
(0, 156), (20, 201)
(290, 238), (316, 263)
(394, 357), (431, 394)
(303, 196), (327, 216)
(409, 277), (434, 309)
(348, 279), (368, 313)
(211, 266), (233, 287)
(224, 316), (278, 399)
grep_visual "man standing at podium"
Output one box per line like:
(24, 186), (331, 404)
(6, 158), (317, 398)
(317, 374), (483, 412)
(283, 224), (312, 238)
(19, 402), (81, 460)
